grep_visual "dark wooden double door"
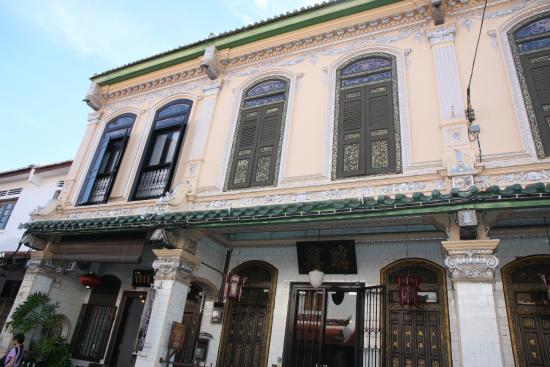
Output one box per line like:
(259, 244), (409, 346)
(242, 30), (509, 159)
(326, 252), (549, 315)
(503, 256), (550, 367)
(218, 287), (271, 367)
(383, 261), (451, 367)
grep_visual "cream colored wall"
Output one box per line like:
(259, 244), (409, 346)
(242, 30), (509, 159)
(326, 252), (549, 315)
(52, 0), (550, 219)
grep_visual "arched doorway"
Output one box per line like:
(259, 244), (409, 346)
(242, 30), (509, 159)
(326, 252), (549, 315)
(381, 259), (452, 367)
(502, 255), (550, 367)
(217, 261), (278, 367)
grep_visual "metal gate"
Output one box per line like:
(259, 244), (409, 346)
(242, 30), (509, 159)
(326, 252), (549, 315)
(284, 284), (384, 367)
(363, 286), (383, 367)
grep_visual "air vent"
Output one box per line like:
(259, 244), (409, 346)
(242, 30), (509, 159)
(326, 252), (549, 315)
(0, 188), (22, 197)
(7, 188), (22, 196)
(56, 180), (65, 188)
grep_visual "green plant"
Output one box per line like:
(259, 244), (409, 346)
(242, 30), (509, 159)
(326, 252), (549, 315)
(6, 292), (59, 335)
(6, 292), (71, 367)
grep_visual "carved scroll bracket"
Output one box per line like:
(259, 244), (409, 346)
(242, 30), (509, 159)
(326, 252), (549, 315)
(442, 239), (500, 282)
(152, 248), (202, 283)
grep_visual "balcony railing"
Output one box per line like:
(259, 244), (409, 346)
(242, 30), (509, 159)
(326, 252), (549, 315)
(134, 167), (170, 200)
(88, 176), (113, 204)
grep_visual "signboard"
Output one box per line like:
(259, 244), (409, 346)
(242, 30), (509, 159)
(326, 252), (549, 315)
(296, 240), (357, 274)
(168, 321), (186, 351)
(132, 269), (154, 288)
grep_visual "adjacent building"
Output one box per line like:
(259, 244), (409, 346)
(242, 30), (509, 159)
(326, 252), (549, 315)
(0, 161), (71, 331)
(4, 0), (550, 366)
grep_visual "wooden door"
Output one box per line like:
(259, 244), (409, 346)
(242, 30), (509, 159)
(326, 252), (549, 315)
(382, 260), (451, 367)
(503, 256), (550, 367)
(217, 262), (277, 367)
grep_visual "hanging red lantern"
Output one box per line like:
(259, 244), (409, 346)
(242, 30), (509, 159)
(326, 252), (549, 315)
(223, 273), (247, 301)
(541, 273), (550, 300)
(397, 276), (421, 306)
(80, 273), (102, 289)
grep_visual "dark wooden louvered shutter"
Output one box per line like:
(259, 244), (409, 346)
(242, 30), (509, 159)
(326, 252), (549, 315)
(251, 102), (284, 186)
(228, 108), (261, 189)
(337, 86), (367, 178)
(101, 133), (130, 204)
(365, 80), (396, 174)
(521, 49), (550, 156)
(78, 137), (111, 205)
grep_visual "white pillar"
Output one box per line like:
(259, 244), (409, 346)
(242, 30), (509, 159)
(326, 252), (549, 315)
(427, 24), (477, 184)
(134, 248), (202, 367)
(0, 251), (58, 353)
(443, 240), (504, 367)
(184, 81), (222, 198)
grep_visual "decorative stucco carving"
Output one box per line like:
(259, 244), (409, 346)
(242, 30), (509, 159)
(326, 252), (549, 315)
(442, 240), (500, 281)
(152, 249), (202, 282)
(26, 256), (62, 276)
(426, 25), (457, 45)
(61, 204), (167, 220)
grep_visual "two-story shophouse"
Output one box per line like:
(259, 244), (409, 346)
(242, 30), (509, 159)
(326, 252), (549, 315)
(0, 161), (71, 332)
(4, 0), (550, 366)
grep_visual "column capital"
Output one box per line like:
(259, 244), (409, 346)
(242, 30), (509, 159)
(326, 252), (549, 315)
(152, 248), (202, 282)
(26, 251), (61, 277)
(426, 24), (456, 46)
(442, 239), (500, 282)
(202, 80), (223, 96)
(87, 111), (101, 126)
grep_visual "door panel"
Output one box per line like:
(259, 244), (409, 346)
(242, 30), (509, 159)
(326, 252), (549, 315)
(383, 261), (451, 367)
(503, 257), (550, 367)
(219, 288), (270, 367)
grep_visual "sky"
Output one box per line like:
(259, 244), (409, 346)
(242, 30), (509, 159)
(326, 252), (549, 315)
(0, 0), (317, 171)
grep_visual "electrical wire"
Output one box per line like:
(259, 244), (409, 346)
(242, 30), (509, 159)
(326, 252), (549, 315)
(466, 0), (489, 162)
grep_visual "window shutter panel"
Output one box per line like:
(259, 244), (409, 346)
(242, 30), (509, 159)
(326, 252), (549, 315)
(70, 304), (89, 350)
(77, 137), (111, 205)
(251, 103), (284, 186)
(337, 86), (366, 178)
(228, 108), (261, 189)
(100, 133), (130, 204)
(365, 80), (396, 174)
(521, 49), (550, 156)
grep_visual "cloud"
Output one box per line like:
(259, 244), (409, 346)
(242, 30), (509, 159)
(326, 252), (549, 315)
(3, 1), (167, 64)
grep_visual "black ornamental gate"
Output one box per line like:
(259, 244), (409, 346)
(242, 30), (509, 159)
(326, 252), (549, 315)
(283, 284), (384, 367)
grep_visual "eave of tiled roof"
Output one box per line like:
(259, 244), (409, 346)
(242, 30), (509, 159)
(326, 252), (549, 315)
(21, 183), (550, 235)
(91, 0), (401, 85)
(0, 160), (72, 179)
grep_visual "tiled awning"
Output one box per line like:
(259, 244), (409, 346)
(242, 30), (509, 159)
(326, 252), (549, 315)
(20, 182), (550, 235)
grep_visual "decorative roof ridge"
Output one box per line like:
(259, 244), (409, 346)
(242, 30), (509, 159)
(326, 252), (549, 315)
(21, 183), (550, 233)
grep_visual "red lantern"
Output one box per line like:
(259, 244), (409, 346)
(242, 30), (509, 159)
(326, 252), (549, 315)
(80, 273), (102, 289)
(223, 273), (247, 301)
(397, 276), (421, 306)
(541, 273), (550, 300)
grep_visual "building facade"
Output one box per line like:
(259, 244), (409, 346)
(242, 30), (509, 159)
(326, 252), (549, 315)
(5, 0), (550, 366)
(0, 161), (71, 331)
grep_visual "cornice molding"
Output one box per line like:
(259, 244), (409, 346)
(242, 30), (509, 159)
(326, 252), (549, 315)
(100, 4), (431, 104)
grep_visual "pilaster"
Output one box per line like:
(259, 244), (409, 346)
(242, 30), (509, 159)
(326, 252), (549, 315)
(185, 81), (223, 200)
(134, 248), (202, 367)
(442, 240), (504, 367)
(0, 252), (58, 353)
(427, 24), (477, 185)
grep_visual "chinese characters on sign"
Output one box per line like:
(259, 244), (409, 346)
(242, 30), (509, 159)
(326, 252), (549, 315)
(296, 240), (357, 274)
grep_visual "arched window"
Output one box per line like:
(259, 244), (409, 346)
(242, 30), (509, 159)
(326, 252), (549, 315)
(132, 99), (193, 200)
(78, 114), (136, 205)
(333, 54), (400, 178)
(226, 78), (289, 190)
(510, 13), (550, 158)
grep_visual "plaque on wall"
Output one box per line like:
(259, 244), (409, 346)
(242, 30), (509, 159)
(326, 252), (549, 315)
(132, 269), (154, 288)
(296, 240), (357, 274)
(168, 322), (186, 351)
